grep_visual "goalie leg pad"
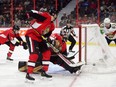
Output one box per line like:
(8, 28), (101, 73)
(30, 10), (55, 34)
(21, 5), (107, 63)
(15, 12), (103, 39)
(18, 61), (27, 72)
(18, 61), (42, 73)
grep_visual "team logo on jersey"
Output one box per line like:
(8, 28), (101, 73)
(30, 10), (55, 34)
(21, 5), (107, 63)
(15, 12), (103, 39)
(42, 27), (50, 35)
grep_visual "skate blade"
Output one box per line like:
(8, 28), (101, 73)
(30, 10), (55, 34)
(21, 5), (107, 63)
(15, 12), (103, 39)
(40, 77), (52, 81)
(25, 79), (35, 83)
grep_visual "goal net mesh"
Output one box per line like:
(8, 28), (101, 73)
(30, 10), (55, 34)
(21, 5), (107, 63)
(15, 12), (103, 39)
(80, 24), (116, 73)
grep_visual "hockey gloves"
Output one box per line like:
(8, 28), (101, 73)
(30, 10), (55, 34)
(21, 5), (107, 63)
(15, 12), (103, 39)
(15, 42), (20, 46)
(22, 42), (28, 50)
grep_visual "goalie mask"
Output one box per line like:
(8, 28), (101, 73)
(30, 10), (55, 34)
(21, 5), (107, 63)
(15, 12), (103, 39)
(50, 33), (63, 51)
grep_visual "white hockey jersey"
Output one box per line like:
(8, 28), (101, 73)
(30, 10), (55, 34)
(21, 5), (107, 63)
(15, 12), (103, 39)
(100, 23), (116, 40)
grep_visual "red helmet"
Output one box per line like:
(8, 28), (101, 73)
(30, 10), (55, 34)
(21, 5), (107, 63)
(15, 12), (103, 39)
(50, 33), (62, 44)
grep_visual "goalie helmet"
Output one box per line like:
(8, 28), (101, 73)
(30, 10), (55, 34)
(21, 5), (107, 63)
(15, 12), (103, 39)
(50, 33), (63, 51)
(104, 18), (110, 24)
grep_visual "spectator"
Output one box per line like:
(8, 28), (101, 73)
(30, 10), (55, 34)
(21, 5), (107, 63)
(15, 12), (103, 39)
(14, 18), (21, 27)
(59, 19), (67, 27)
(61, 12), (68, 21)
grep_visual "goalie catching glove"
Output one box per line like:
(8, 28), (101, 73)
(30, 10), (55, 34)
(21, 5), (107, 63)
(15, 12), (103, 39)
(14, 41), (28, 50)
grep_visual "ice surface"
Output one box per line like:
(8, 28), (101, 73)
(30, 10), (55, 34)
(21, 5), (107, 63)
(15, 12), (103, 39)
(0, 44), (116, 87)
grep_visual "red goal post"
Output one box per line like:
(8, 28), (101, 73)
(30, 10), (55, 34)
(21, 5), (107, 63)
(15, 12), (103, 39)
(78, 24), (101, 65)
(78, 23), (116, 67)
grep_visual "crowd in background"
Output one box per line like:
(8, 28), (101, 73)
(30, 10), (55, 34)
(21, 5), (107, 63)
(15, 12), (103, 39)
(0, 0), (115, 27)
(0, 0), (72, 27)
(59, 0), (116, 27)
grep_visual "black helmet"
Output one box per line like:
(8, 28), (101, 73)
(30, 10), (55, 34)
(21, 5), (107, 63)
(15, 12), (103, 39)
(49, 10), (58, 22)
(49, 10), (57, 16)
(13, 25), (20, 31)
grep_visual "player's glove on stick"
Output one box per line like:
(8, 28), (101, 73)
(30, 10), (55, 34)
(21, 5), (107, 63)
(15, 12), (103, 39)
(15, 42), (20, 46)
(22, 42), (28, 50)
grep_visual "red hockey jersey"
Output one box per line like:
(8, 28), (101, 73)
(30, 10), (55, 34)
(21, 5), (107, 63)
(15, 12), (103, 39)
(26, 11), (55, 42)
(0, 29), (20, 44)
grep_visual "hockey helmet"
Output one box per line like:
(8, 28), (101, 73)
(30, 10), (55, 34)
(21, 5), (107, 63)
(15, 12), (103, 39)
(13, 25), (20, 31)
(104, 18), (110, 24)
(50, 33), (63, 51)
(49, 10), (57, 16)
(49, 10), (57, 21)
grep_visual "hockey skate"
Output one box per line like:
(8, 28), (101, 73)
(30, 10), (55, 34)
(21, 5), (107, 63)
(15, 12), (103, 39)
(6, 57), (13, 61)
(40, 69), (52, 80)
(25, 73), (35, 83)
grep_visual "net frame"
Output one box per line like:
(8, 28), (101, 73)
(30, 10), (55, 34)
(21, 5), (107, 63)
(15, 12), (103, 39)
(79, 24), (116, 73)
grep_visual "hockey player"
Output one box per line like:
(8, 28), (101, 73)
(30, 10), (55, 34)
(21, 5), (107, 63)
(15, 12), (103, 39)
(0, 25), (28, 61)
(49, 33), (82, 74)
(60, 20), (78, 53)
(100, 18), (116, 45)
(25, 10), (57, 81)
(18, 33), (83, 74)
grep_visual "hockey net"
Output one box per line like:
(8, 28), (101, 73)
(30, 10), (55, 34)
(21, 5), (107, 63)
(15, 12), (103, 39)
(79, 24), (116, 73)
